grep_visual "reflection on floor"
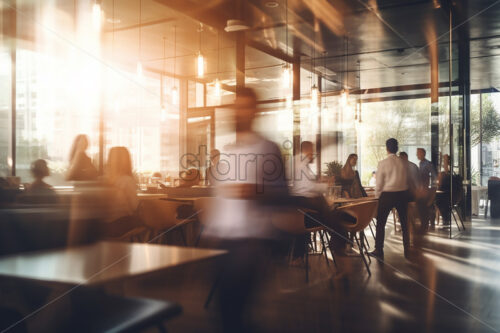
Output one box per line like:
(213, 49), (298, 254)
(125, 217), (500, 333)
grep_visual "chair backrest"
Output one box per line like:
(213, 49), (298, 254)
(269, 207), (307, 235)
(193, 197), (217, 226)
(336, 200), (378, 232)
(137, 199), (184, 229)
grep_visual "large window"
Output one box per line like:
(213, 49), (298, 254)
(358, 98), (431, 183)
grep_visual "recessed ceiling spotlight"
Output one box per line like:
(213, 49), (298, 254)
(265, 1), (279, 8)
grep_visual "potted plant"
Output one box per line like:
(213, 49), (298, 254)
(324, 161), (343, 185)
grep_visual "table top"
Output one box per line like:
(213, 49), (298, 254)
(137, 193), (168, 200)
(327, 196), (378, 205)
(0, 242), (226, 287)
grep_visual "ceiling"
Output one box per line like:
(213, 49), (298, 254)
(4, 0), (500, 98)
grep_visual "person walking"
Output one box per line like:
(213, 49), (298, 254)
(369, 138), (411, 259)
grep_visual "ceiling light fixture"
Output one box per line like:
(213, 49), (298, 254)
(265, 1), (279, 8)
(224, 19), (250, 32)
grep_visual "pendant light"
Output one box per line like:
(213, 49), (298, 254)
(161, 36), (167, 121)
(340, 36), (349, 108)
(136, 0), (143, 77)
(322, 51), (328, 112)
(281, 0), (292, 90)
(92, 0), (102, 31)
(197, 23), (205, 78)
(171, 25), (179, 105)
(214, 31), (221, 98)
(357, 60), (362, 122)
(310, 24), (318, 111)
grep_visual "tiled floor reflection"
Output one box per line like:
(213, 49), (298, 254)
(127, 217), (500, 332)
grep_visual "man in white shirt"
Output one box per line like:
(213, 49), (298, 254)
(369, 138), (410, 259)
(291, 141), (328, 200)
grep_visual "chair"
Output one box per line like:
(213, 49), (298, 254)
(270, 207), (334, 283)
(65, 289), (182, 333)
(137, 199), (198, 245)
(336, 200), (378, 276)
(486, 179), (500, 218)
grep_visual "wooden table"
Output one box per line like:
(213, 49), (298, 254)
(0, 242), (226, 287)
(137, 193), (168, 200)
(327, 196), (378, 206)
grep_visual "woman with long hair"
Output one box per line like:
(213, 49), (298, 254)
(103, 147), (139, 233)
(66, 134), (98, 181)
(340, 154), (366, 198)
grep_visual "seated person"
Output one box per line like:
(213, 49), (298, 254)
(101, 147), (140, 237)
(340, 154), (366, 198)
(19, 159), (58, 205)
(207, 149), (221, 186)
(291, 141), (354, 255)
(368, 171), (376, 187)
(178, 168), (200, 188)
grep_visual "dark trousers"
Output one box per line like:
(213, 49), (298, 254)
(375, 191), (410, 252)
(435, 192), (451, 224)
(417, 188), (435, 230)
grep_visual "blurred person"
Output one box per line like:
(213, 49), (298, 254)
(66, 134), (98, 181)
(178, 168), (200, 187)
(291, 141), (354, 256)
(435, 154), (455, 227)
(101, 147), (140, 237)
(202, 88), (288, 332)
(206, 149), (221, 186)
(417, 148), (437, 188)
(340, 154), (366, 198)
(368, 171), (376, 187)
(399, 152), (419, 200)
(369, 138), (410, 260)
(416, 148), (437, 231)
(19, 159), (58, 205)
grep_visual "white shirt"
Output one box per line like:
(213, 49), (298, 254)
(375, 154), (408, 197)
(204, 132), (287, 239)
(291, 154), (327, 198)
(369, 176), (376, 187)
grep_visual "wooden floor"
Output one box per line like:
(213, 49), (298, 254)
(121, 216), (500, 333)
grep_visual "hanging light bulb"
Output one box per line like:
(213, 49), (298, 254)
(286, 95), (292, 109)
(197, 52), (204, 78)
(171, 86), (179, 105)
(340, 89), (348, 108)
(214, 78), (221, 98)
(161, 105), (167, 122)
(136, 61), (143, 77)
(282, 64), (291, 88)
(92, 2), (102, 30)
(311, 84), (319, 111)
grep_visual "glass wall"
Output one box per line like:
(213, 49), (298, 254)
(0, 48), (12, 177)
